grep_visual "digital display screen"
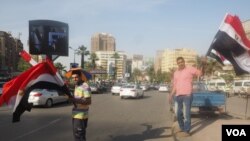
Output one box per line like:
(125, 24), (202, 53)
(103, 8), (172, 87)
(29, 20), (69, 56)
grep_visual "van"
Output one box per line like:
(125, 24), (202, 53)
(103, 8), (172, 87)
(233, 80), (250, 94)
(207, 79), (226, 92)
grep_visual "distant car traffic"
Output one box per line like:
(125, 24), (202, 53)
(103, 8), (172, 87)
(120, 84), (144, 99)
(28, 89), (68, 108)
(158, 84), (169, 92)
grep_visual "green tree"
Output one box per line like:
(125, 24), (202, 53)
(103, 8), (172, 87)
(76, 45), (90, 69)
(205, 58), (223, 77)
(17, 58), (31, 72)
(132, 68), (142, 82)
(88, 53), (99, 81)
(111, 52), (120, 80)
(145, 64), (155, 83)
(54, 62), (66, 75)
(88, 53), (99, 70)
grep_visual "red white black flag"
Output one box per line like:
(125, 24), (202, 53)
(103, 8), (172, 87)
(0, 60), (71, 122)
(207, 13), (250, 75)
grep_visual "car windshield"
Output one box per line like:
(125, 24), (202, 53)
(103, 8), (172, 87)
(113, 83), (122, 86)
(193, 83), (207, 92)
(123, 85), (135, 88)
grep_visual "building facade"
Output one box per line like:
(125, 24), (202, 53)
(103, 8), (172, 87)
(154, 50), (163, 72)
(243, 20), (250, 38)
(0, 31), (23, 78)
(91, 33), (116, 53)
(161, 48), (198, 72)
(95, 51), (126, 80)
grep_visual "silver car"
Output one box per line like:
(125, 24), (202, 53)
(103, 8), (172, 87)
(28, 89), (68, 107)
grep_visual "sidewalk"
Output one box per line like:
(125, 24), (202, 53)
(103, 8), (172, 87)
(172, 114), (250, 141)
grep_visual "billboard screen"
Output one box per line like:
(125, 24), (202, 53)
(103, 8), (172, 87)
(29, 20), (69, 56)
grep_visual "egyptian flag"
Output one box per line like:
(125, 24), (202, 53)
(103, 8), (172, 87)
(0, 60), (72, 122)
(206, 13), (250, 75)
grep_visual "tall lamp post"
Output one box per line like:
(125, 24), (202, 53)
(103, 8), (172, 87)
(69, 46), (77, 67)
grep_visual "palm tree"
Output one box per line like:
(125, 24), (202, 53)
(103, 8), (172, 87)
(76, 45), (90, 69)
(88, 53), (99, 70)
(88, 53), (99, 81)
(205, 58), (223, 77)
(54, 62), (66, 75)
(111, 52), (120, 80)
(132, 68), (142, 82)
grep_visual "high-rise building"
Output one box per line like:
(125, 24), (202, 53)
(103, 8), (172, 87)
(91, 33), (116, 53)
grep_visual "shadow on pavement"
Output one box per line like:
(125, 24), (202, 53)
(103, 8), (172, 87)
(110, 124), (172, 141)
(172, 113), (235, 141)
(191, 113), (234, 135)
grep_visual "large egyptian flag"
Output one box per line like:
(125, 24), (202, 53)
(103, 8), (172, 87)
(0, 60), (72, 122)
(207, 13), (250, 75)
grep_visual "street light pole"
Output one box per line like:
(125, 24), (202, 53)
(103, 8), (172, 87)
(69, 46), (76, 66)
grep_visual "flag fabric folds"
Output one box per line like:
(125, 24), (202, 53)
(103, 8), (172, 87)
(0, 60), (72, 122)
(207, 13), (250, 75)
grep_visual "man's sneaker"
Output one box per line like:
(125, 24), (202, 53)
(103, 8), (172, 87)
(176, 131), (191, 137)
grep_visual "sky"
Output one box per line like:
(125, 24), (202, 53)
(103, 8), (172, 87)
(1, 0), (250, 69)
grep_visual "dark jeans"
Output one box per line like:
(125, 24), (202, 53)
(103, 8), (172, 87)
(175, 95), (193, 133)
(72, 118), (88, 141)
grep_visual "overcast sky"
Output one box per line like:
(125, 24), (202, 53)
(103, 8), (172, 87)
(1, 0), (250, 69)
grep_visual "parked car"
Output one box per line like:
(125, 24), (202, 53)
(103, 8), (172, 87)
(28, 89), (68, 108)
(89, 83), (102, 94)
(0, 82), (4, 96)
(158, 84), (169, 92)
(207, 79), (226, 92)
(111, 83), (123, 95)
(120, 84), (144, 99)
(140, 84), (149, 91)
(233, 80), (250, 96)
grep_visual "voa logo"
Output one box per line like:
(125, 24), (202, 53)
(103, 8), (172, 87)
(226, 129), (246, 136)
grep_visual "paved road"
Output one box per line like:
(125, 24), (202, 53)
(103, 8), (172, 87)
(1, 91), (249, 141)
(0, 90), (175, 141)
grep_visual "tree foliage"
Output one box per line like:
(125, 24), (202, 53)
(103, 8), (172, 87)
(17, 58), (31, 72)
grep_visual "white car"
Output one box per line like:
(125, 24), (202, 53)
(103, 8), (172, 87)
(120, 84), (144, 99)
(111, 83), (123, 95)
(158, 84), (169, 92)
(140, 84), (149, 91)
(0, 82), (4, 96)
(28, 89), (68, 107)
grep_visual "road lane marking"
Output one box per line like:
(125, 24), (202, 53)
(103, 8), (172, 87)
(10, 118), (61, 141)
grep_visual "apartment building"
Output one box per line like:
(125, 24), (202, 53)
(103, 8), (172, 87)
(91, 33), (116, 53)
(161, 48), (198, 72)
(95, 51), (126, 80)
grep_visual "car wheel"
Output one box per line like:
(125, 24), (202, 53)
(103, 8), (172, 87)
(45, 99), (53, 108)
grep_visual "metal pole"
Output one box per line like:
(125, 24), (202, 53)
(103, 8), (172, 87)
(74, 51), (75, 64)
(245, 95), (249, 119)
